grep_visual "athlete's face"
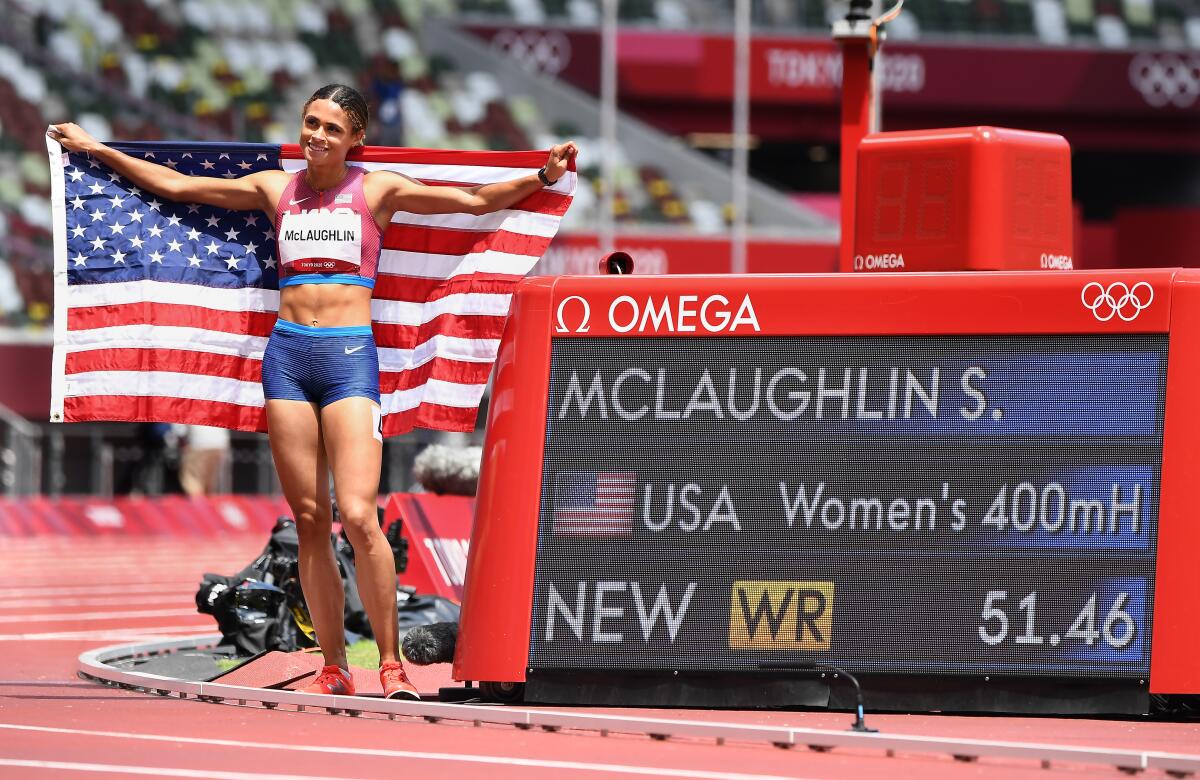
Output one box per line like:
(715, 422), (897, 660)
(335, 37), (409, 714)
(299, 99), (363, 167)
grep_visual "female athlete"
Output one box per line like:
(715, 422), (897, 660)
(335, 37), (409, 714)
(50, 83), (577, 699)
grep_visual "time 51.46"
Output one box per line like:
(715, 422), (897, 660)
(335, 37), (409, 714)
(976, 590), (1137, 650)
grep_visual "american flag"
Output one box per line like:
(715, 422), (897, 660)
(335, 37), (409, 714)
(46, 138), (575, 435)
(550, 471), (638, 537)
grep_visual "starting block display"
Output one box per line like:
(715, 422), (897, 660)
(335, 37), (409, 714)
(455, 269), (1200, 714)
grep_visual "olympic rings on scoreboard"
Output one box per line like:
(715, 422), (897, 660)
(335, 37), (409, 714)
(1080, 281), (1155, 322)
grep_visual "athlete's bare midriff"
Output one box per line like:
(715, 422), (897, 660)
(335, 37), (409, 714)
(278, 283), (373, 328)
(268, 172), (381, 328)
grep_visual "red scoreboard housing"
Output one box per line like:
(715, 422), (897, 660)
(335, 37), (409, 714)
(852, 127), (1074, 273)
(454, 269), (1200, 715)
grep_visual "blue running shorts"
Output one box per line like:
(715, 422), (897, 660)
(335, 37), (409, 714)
(261, 319), (380, 407)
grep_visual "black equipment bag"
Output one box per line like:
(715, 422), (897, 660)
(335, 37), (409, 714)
(195, 517), (369, 656)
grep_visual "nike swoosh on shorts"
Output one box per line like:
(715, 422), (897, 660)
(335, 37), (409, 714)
(345, 345), (366, 354)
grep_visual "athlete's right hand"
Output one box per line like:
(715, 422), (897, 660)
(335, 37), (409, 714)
(47, 123), (99, 154)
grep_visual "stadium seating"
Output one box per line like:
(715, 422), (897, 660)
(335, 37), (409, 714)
(1, 0), (1193, 325)
(0, 0), (759, 326)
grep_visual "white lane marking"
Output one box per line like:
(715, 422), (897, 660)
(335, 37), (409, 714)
(0, 583), (192, 595)
(0, 594), (192, 609)
(0, 724), (813, 780)
(0, 759), (355, 780)
(0, 625), (208, 641)
(0, 569), (225, 577)
(0, 564), (230, 572)
(0, 608), (199, 624)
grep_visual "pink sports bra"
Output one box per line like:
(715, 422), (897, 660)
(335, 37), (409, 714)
(274, 166), (382, 289)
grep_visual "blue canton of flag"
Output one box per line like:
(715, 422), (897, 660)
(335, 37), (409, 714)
(63, 142), (283, 290)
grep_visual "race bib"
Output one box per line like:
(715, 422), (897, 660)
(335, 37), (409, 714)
(278, 208), (362, 274)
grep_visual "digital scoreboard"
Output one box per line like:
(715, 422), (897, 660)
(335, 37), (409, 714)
(852, 127), (1075, 273)
(455, 271), (1200, 714)
(533, 334), (1163, 680)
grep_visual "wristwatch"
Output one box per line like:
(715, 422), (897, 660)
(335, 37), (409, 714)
(538, 166), (558, 187)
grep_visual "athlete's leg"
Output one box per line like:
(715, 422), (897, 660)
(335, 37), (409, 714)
(266, 399), (347, 669)
(320, 396), (399, 664)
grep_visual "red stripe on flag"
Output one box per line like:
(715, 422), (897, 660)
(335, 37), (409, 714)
(383, 225), (551, 257)
(373, 272), (523, 303)
(65, 348), (262, 383)
(511, 189), (572, 217)
(413, 182), (572, 217)
(65, 395), (267, 432)
(383, 403), (480, 436)
(372, 314), (509, 349)
(68, 303), (276, 337)
(380, 357), (494, 394)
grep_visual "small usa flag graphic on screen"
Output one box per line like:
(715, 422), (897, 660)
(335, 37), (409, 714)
(550, 471), (637, 537)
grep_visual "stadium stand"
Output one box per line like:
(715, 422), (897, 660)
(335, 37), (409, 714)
(0, 0), (822, 327)
(1, 0), (1195, 326)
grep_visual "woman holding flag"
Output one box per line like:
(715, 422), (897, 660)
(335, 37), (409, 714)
(49, 84), (577, 700)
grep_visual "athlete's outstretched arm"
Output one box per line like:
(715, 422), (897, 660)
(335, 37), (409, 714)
(374, 141), (578, 217)
(48, 123), (282, 212)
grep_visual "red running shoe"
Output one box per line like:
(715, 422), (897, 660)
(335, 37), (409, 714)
(300, 665), (355, 696)
(379, 660), (419, 700)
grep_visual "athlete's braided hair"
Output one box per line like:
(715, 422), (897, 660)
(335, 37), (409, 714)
(303, 84), (369, 145)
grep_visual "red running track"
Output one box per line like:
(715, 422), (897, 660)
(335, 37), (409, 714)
(1, 534), (1198, 780)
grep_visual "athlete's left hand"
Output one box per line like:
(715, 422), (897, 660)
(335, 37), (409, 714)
(544, 141), (578, 184)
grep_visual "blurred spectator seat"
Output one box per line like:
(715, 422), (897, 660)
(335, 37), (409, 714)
(1033, 0), (1072, 42)
(1096, 11), (1133, 44)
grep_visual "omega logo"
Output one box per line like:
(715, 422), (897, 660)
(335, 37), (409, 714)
(1040, 253), (1073, 270)
(854, 253), (906, 271)
(555, 295), (592, 334)
(607, 294), (760, 334)
(556, 294), (761, 334)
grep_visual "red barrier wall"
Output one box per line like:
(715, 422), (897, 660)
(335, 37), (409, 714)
(0, 495), (290, 537)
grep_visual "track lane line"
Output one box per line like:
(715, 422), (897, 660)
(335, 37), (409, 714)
(0, 759), (357, 779)
(0, 584), (199, 597)
(0, 625), (211, 641)
(0, 723), (814, 780)
(0, 608), (200, 623)
(0, 595), (193, 608)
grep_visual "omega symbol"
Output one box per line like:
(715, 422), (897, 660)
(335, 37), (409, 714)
(1080, 281), (1154, 322)
(555, 295), (591, 334)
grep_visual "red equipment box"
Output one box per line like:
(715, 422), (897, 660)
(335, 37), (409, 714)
(454, 269), (1200, 715)
(853, 127), (1073, 273)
